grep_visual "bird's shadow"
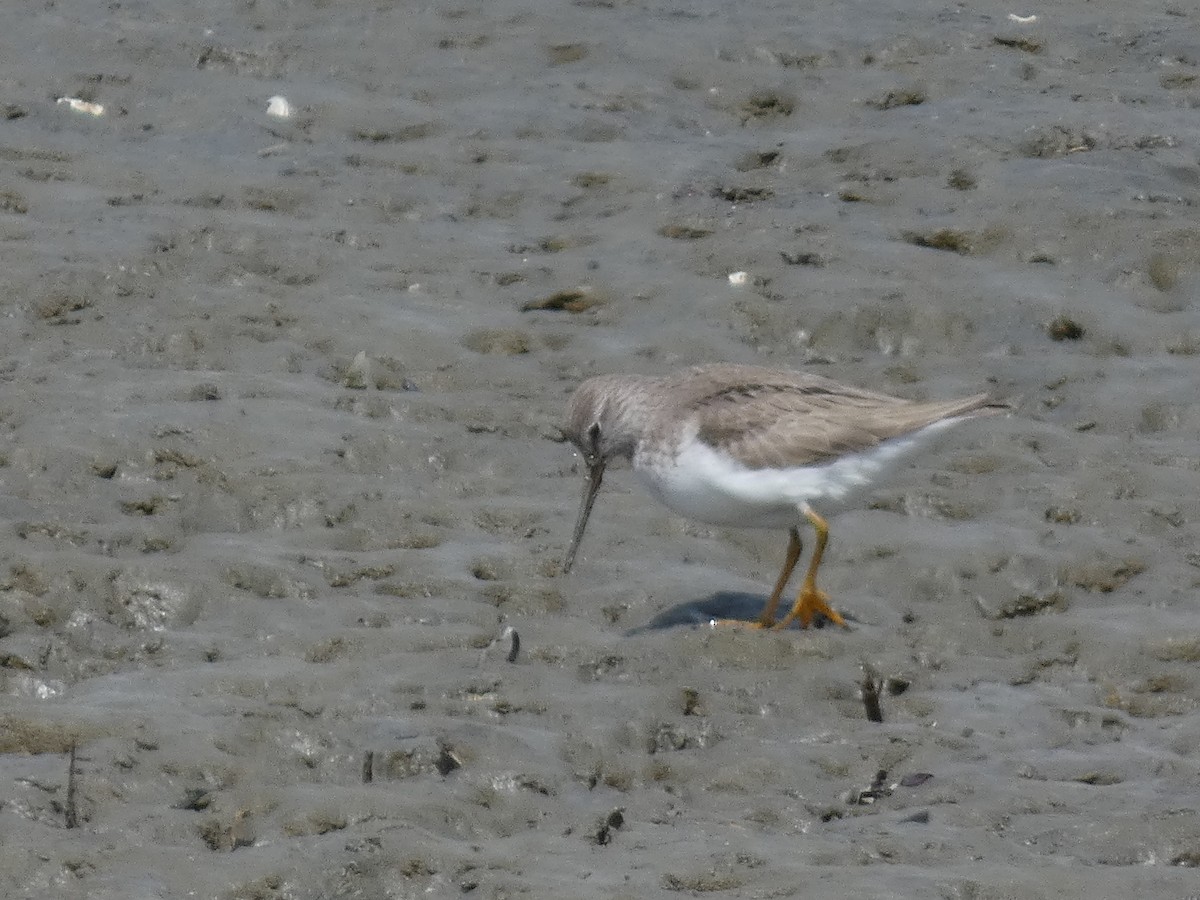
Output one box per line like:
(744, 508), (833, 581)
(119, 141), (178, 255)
(623, 590), (845, 636)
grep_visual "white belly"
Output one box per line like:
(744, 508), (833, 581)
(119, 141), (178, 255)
(633, 419), (962, 529)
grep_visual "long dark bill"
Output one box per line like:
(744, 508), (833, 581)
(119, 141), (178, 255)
(562, 458), (606, 574)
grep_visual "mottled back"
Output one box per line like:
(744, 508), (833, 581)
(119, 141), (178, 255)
(660, 365), (1009, 469)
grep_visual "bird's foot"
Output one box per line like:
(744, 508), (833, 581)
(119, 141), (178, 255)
(774, 585), (849, 630)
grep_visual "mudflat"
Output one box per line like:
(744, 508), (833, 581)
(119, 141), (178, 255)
(2, 1), (1199, 897)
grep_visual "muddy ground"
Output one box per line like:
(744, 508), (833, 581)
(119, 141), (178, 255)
(2, 0), (1200, 897)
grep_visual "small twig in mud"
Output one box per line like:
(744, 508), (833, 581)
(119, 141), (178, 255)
(592, 808), (625, 845)
(65, 742), (79, 829)
(477, 626), (520, 665)
(505, 627), (520, 663)
(861, 664), (884, 723)
(362, 750), (374, 784)
(848, 769), (892, 805)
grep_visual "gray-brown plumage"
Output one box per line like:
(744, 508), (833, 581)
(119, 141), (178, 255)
(561, 363), (1012, 628)
(565, 364), (1008, 469)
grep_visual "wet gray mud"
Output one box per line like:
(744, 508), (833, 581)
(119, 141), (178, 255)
(2, 1), (1199, 897)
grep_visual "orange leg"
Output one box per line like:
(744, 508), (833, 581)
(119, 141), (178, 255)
(755, 527), (802, 628)
(774, 504), (849, 630)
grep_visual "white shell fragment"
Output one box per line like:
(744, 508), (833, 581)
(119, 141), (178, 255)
(1007, 13), (1038, 23)
(266, 95), (294, 119)
(56, 97), (105, 117)
(727, 271), (748, 286)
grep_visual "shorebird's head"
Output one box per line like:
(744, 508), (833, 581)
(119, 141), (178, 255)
(561, 375), (638, 574)
(562, 375), (640, 464)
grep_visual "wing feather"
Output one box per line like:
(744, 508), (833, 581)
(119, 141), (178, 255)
(668, 364), (1005, 470)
